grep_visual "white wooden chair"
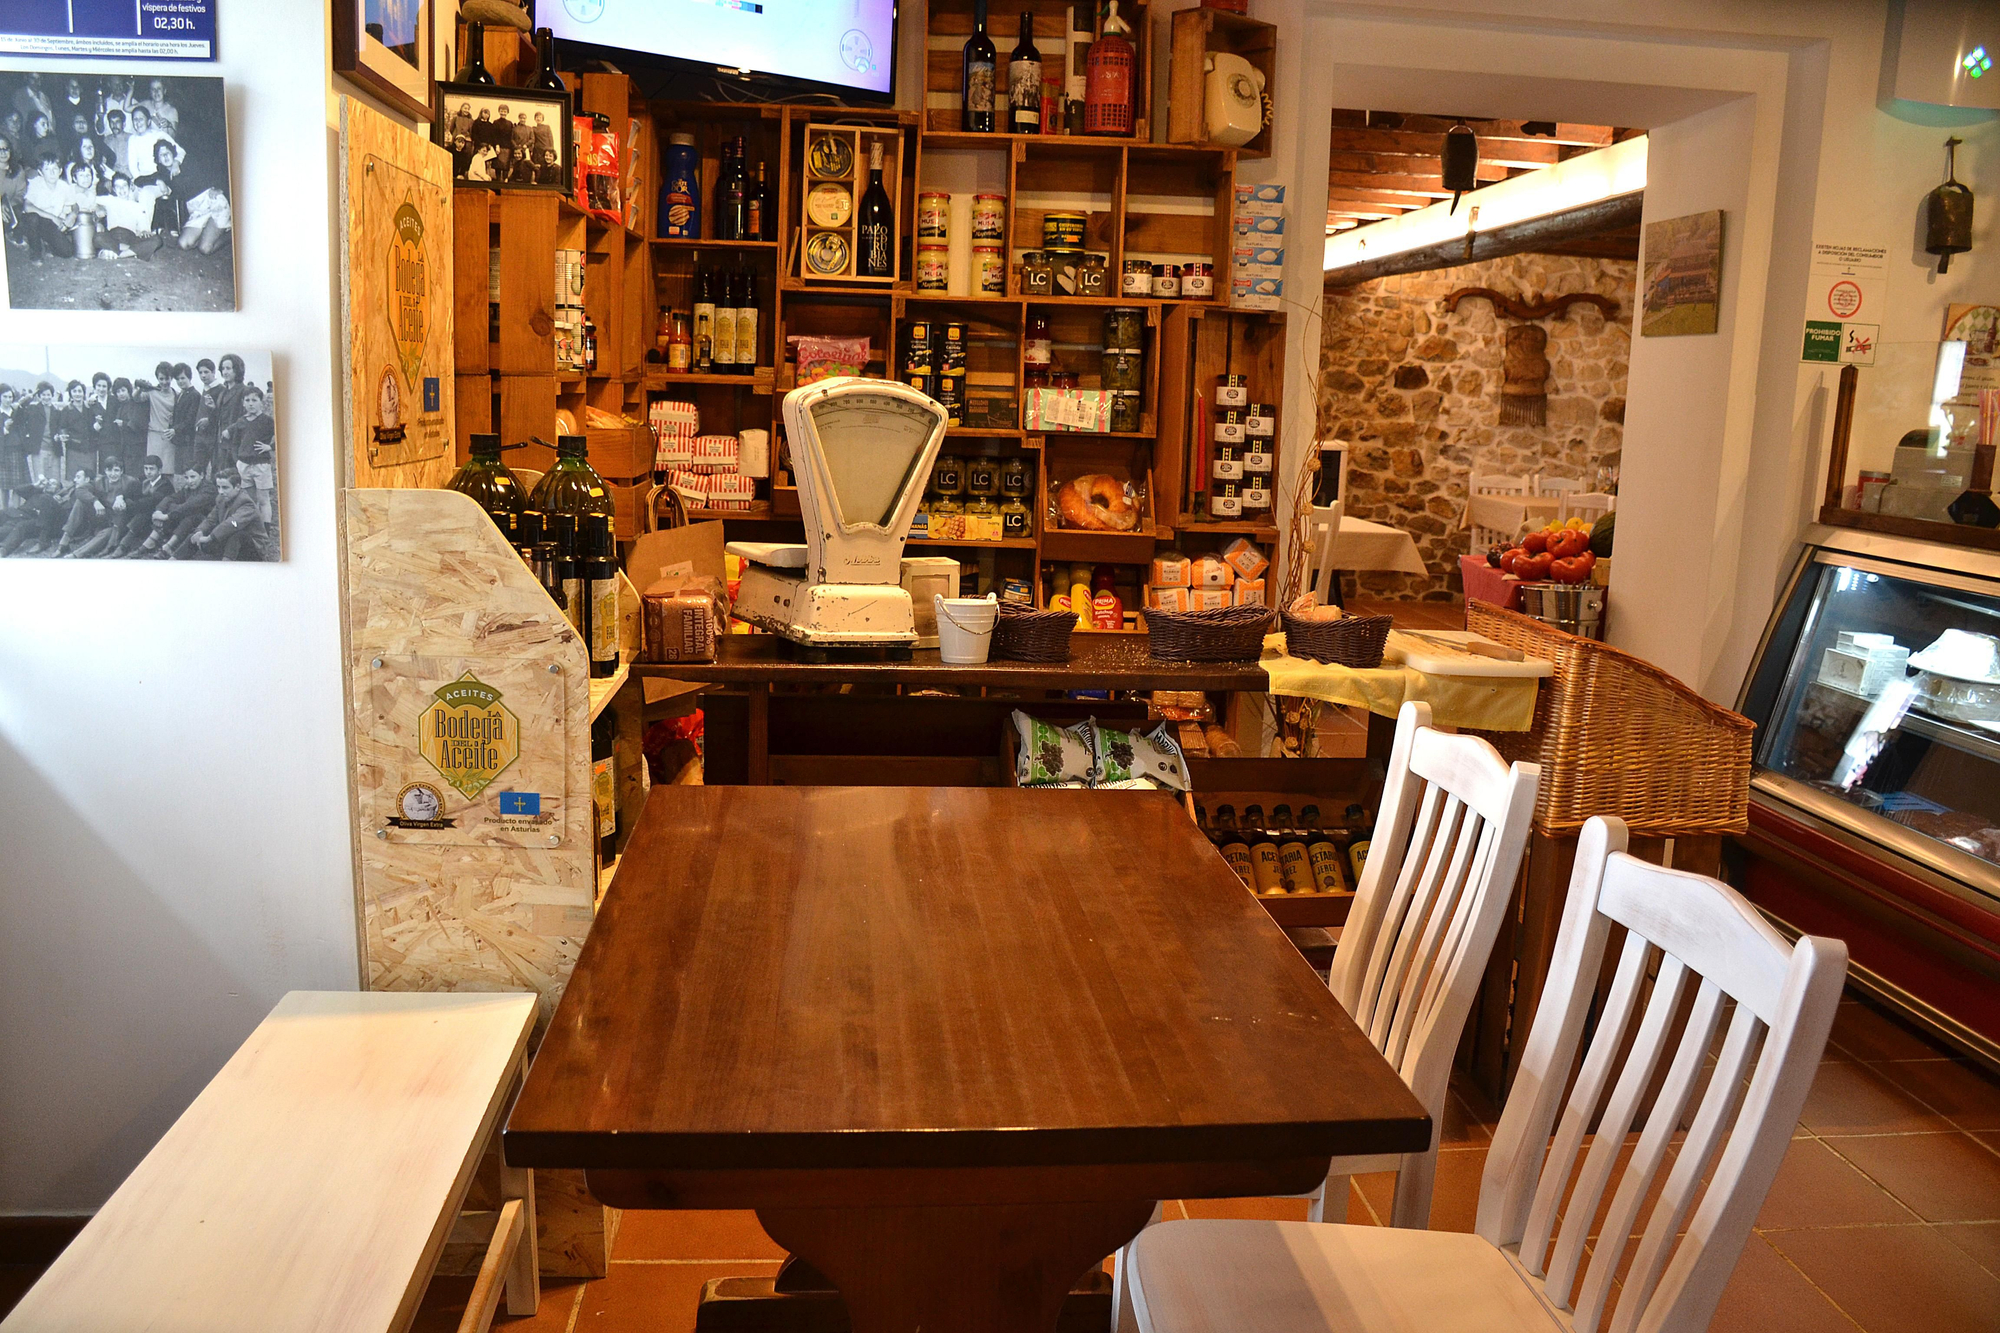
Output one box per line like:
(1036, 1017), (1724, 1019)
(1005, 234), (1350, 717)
(1468, 467), (1532, 553)
(1559, 491), (1616, 527)
(1111, 704), (1538, 1321)
(1533, 475), (1585, 497)
(1122, 816), (1848, 1333)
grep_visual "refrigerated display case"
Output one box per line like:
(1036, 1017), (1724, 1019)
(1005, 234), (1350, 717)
(1736, 525), (2000, 1066)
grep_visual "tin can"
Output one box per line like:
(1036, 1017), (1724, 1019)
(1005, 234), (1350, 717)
(941, 321), (967, 374)
(1245, 404), (1275, 437)
(973, 244), (1006, 295)
(917, 192), (950, 241)
(1151, 263), (1180, 298)
(1102, 306), (1145, 351)
(1182, 261), (1214, 298)
(1109, 391), (1142, 433)
(903, 321), (936, 373)
(1121, 258), (1152, 295)
(971, 194), (1007, 241)
(906, 371), (938, 399)
(1210, 482), (1242, 519)
(1101, 349), (1143, 392)
(915, 245), (949, 292)
(1215, 374), (1249, 408)
(1020, 251), (1053, 296)
(1077, 252), (1109, 297)
(1042, 210), (1087, 250)
(934, 376), (964, 426)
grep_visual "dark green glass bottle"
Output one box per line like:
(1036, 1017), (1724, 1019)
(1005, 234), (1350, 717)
(446, 433), (527, 548)
(528, 434), (617, 526)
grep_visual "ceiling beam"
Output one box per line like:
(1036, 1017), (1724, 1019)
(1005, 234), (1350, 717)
(1327, 171), (1453, 198)
(1326, 127), (1564, 169)
(1324, 191), (1646, 287)
(1328, 150), (1515, 181)
(1329, 111), (1615, 147)
(1326, 188), (1432, 209)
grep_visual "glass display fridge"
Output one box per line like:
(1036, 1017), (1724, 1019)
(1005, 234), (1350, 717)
(1736, 524), (2000, 1066)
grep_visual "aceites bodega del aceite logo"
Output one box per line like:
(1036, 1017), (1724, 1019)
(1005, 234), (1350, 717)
(418, 671), (520, 799)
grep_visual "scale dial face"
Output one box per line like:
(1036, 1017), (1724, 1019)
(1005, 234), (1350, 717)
(803, 390), (941, 528)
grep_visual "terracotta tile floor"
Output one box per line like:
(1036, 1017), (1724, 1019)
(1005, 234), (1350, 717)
(2, 1011), (1995, 1332)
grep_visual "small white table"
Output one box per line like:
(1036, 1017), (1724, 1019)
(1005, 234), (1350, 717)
(1331, 515), (1428, 575)
(1465, 493), (1563, 539)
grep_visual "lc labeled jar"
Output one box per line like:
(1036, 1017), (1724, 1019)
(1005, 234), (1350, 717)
(1020, 250), (1053, 296)
(1077, 252), (1109, 297)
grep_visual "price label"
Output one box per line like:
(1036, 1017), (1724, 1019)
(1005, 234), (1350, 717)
(1, 0), (216, 59)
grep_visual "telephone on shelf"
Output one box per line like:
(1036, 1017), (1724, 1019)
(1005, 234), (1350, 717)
(1205, 53), (1269, 148)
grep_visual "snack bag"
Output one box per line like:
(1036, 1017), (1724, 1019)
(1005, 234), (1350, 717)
(1012, 711), (1094, 787)
(1089, 719), (1189, 791)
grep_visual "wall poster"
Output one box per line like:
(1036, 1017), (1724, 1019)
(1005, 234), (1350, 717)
(0, 1), (216, 60)
(1640, 209), (1724, 338)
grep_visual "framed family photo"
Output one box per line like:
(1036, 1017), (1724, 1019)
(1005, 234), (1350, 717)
(432, 82), (571, 192)
(0, 71), (237, 312)
(333, 0), (436, 124)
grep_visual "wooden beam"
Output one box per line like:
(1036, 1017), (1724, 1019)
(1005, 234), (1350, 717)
(1326, 188), (1432, 209)
(1329, 111), (1615, 147)
(1324, 190), (1645, 287)
(1326, 127), (1563, 169)
(1328, 171), (1452, 198)
(1328, 150), (1513, 181)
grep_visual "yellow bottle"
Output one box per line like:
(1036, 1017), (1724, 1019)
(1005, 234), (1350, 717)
(1251, 839), (1284, 894)
(1348, 837), (1372, 885)
(1307, 836), (1346, 894)
(1277, 839), (1313, 893)
(1070, 562), (1094, 630)
(1219, 838), (1254, 887)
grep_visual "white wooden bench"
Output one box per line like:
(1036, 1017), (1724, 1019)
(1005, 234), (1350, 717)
(2, 990), (540, 1333)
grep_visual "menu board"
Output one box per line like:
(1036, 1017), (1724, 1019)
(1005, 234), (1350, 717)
(0, 0), (216, 60)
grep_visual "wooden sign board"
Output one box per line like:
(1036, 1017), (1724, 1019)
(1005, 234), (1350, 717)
(340, 96), (457, 489)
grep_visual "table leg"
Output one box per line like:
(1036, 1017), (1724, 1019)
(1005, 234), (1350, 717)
(755, 1200), (1154, 1333)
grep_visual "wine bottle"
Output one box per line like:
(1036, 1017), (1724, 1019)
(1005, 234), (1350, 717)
(445, 433), (527, 547)
(458, 20), (496, 86)
(590, 713), (618, 866)
(712, 266), (739, 372)
(734, 269), (759, 376)
(532, 27), (566, 93)
(1009, 11), (1042, 135)
(747, 161), (772, 241)
(584, 513), (622, 679)
(552, 511), (584, 633)
(961, 0), (996, 132)
(692, 265), (715, 373)
(714, 136), (748, 241)
(857, 141), (895, 278)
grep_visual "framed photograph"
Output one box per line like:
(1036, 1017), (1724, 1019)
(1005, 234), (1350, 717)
(0, 344), (280, 561)
(432, 82), (573, 192)
(333, 0), (435, 124)
(1640, 209), (1724, 338)
(0, 71), (236, 313)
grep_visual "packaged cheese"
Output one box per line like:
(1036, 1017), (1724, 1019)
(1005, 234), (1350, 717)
(1191, 554), (1235, 588)
(1147, 586), (1191, 614)
(1150, 552), (1192, 587)
(1235, 579), (1265, 607)
(1221, 537), (1270, 581)
(1189, 587), (1233, 612)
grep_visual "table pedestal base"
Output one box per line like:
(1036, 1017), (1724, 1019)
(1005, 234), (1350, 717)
(694, 1269), (1116, 1333)
(753, 1201), (1155, 1333)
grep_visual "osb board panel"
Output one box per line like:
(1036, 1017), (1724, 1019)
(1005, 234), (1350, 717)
(345, 488), (593, 1012)
(340, 97), (457, 491)
(536, 1168), (616, 1278)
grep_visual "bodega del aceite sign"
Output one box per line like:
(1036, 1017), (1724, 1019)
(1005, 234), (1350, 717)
(419, 671), (519, 799)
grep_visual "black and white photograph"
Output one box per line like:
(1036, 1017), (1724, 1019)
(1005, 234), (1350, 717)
(433, 82), (571, 192)
(0, 71), (236, 312)
(0, 345), (278, 560)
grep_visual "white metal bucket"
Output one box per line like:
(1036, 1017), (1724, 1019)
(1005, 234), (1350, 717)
(933, 593), (999, 664)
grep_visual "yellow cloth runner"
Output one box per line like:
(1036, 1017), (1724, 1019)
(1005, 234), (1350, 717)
(1260, 633), (1540, 732)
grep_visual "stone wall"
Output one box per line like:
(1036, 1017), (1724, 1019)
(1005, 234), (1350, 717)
(1317, 253), (1636, 600)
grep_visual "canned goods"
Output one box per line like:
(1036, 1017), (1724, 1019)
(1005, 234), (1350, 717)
(972, 194), (1007, 241)
(906, 371), (938, 398)
(941, 321), (967, 373)
(1182, 261), (1214, 298)
(1210, 482), (1242, 519)
(934, 377), (964, 426)
(1214, 411), (1245, 445)
(915, 246), (949, 292)
(917, 192), (950, 240)
(1151, 263), (1180, 298)
(1216, 374), (1249, 408)
(1101, 350), (1143, 392)
(1042, 210), (1087, 250)
(973, 245), (1006, 295)
(903, 321), (936, 372)
(1102, 306), (1145, 351)
(1212, 446), (1243, 481)
(1077, 253), (1109, 297)
(1109, 391), (1142, 433)
(1020, 251), (1053, 296)
(1122, 258), (1152, 295)
(1245, 404), (1275, 437)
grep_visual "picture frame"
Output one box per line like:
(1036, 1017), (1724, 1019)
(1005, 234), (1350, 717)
(431, 82), (574, 194)
(332, 0), (436, 124)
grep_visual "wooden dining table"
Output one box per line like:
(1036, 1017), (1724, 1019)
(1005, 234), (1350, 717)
(506, 784), (1430, 1333)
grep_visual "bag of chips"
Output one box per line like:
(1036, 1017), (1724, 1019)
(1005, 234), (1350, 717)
(1011, 711), (1094, 787)
(1088, 719), (1189, 791)
(789, 334), (872, 385)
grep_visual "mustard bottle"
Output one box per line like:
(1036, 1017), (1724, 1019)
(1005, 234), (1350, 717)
(1070, 562), (1094, 630)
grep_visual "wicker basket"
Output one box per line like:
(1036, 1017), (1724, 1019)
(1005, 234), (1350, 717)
(1282, 611), (1393, 668)
(990, 603), (1076, 662)
(1466, 601), (1754, 836)
(1143, 604), (1276, 662)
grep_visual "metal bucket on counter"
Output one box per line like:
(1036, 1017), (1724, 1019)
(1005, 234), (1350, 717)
(1518, 583), (1605, 640)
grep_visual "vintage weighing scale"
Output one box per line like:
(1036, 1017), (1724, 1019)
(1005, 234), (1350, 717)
(728, 377), (949, 656)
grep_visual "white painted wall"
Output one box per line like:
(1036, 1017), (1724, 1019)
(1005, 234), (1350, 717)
(0, 6), (358, 1212)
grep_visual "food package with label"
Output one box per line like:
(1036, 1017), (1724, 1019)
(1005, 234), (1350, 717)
(574, 115), (622, 225)
(1230, 273), (1283, 312)
(686, 433), (741, 474)
(1231, 212), (1286, 239)
(1150, 552), (1192, 587)
(1221, 536), (1270, 581)
(704, 474), (759, 511)
(641, 574), (729, 664)
(1231, 244), (1285, 283)
(1148, 585), (1191, 614)
(1234, 578), (1266, 607)
(1191, 553), (1236, 588)
(1189, 587), (1234, 612)
(1232, 183), (1287, 216)
(1023, 387), (1114, 433)
(1817, 631), (1910, 697)
(1050, 468), (1145, 532)
(649, 399), (700, 467)
(788, 334), (871, 385)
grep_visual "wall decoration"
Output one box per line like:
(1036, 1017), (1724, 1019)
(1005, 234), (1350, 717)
(339, 96), (456, 489)
(332, 0), (435, 123)
(0, 72), (235, 312)
(0, 1), (217, 61)
(0, 344), (278, 560)
(1639, 209), (1723, 337)
(433, 82), (572, 192)
(1443, 288), (1623, 428)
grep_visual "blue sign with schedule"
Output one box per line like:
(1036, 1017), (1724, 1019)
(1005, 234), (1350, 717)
(1, 0), (217, 60)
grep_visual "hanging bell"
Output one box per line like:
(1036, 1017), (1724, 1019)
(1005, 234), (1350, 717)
(1925, 137), (1974, 274)
(1441, 122), (1479, 216)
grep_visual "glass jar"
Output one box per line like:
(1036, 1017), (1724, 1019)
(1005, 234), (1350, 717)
(1151, 263), (1180, 298)
(1121, 258), (1152, 296)
(1109, 391), (1142, 433)
(999, 455), (1030, 499)
(1077, 252), (1109, 296)
(1020, 250), (1054, 296)
(1103, 306), (1145, 352)
(1101, 349), (1143, 392)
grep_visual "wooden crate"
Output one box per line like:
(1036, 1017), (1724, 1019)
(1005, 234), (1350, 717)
(1166, 7), (1276, 157)
(798, 124), (904, 286)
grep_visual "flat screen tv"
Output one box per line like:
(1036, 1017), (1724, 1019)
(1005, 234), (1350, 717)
(541, 0), (898, 104)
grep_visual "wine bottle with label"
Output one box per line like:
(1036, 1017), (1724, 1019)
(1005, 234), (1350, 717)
(1009, 11), (1041, 135)
(857, 141), (894, 278)
(458, 20), (496, 86)
(712, 266), (739, 371)
(747, 161), (772, 241)
(584, 513), (622, 679)
(532, 27), (565, 93)
(734, 269), (759, 375)
(692, 265), (715, 373)
(714, 136), (748, 240)
(961, 0), (996, 132)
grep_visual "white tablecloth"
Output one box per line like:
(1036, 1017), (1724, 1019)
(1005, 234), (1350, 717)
(1332, 516), (1428, 575)
(1465, 493), (1564, 536)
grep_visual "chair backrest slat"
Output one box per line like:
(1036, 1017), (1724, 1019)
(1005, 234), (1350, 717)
(1383, 807), (1488, 1068)
(1366, 793), (1466, 1050)
(1476, 818), (1848, 1333)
